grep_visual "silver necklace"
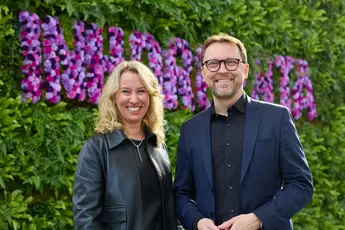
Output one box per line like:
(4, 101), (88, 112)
(128, 138), (143, 162)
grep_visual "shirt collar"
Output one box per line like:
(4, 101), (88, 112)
(211, 92), (246, 115)
(106, 125), (157, 150)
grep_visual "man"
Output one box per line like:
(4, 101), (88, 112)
(174, 33), (313, 230)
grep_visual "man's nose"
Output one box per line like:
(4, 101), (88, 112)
(218, 62), (228, 73)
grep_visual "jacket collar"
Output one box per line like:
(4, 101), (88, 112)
(105, 126), (157, 150)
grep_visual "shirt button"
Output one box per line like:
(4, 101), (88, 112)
(227, 164), (232, 168)
(231, 209), (234, 213)
(227, 123), (230, 127)
(226, 142), (230, 146)
(229, 186), (233, 190)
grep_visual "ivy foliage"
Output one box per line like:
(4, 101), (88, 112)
(0, 0), (345, 229)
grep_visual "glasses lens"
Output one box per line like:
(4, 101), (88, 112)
(206, 60), (220, 71)
(225, 59), (239, 71)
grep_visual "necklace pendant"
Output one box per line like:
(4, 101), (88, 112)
(136, 147), (143, 162)
(128, 138), (143, 162)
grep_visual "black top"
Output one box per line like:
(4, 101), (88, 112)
(130, 138), (163, 230)
(210, 93), (246, 225)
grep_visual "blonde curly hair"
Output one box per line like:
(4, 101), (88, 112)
(95, 60), (166, 147)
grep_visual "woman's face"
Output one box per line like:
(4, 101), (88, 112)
(114, 71), (150, 128)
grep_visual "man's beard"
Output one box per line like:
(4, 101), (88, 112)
(212, 88), (234, 99)
(211, 82), (235, 99)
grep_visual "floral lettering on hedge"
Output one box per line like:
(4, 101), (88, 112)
(129, 31), (164, 89)
(103, 27), (125, 73)
(275, 55), (295, 109)
(18, 11), (317, 120)
(293, 59), (317, 120)
(165, 38), (194, 110)
(195, 46), (211, 109)
(252, 58), (274, 103)
(19, 11), (42, 103)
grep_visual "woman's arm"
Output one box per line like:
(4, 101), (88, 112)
(73, 140), (105, 229)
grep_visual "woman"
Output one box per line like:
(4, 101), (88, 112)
(73, 60), (177, 230)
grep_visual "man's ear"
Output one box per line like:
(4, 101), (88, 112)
(244, 63), (250, 79)
(201, 66), (207, 78)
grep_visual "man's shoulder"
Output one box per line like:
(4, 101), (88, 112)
(182, 107), (211, 127)
(249, 97), (288, 113)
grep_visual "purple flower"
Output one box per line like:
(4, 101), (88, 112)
(252, 58), (274, 103)
(195, 46), (210, 109)
(292, 59), (317, 120)
(19, 11), (42, 103)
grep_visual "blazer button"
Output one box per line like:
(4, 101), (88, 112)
(209, 212), (214, 218)
(210, 187), (213, 192)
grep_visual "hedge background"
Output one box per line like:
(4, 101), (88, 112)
(1, 0), (345, 229)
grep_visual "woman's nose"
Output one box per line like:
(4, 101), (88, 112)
(129, 93), (139, 103)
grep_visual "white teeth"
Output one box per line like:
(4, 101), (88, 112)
(216, 79), (231, 83)
(127, 107), (140, 111)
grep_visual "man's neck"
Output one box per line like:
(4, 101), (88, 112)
(213, 90), (244, 116)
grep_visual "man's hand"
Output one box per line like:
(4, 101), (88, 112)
(197, 218), (219, 230)
(218, 213), (261, 230)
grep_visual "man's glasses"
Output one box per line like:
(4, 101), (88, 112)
(202, 58), (244, 72)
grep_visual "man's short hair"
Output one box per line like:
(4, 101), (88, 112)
(201, 33), (247, 64)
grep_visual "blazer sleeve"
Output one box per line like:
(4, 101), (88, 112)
(174, 124), (205, 230)
(253, 107), (314, 229)
(73, 140), (105, 229)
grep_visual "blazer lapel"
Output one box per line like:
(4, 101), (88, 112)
(241, 97), (260, 183)
(199, 107), (214, 186)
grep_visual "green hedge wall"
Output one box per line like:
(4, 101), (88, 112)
(1, 0), (345, 229)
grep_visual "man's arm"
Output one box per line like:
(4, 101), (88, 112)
(252, 107), (314, 229)
(174, 124), (205, 230)
(73, 140), (104, 229)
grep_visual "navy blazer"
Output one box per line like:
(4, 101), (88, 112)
(174, 96), (313, 230)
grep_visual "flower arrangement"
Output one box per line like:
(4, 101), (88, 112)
(19, 11), (42, 103)
(84, 23), (104, 104)
(275, 55), (295, 109)
(129, 32), (163, 87)
(293, 59), (317, 120)
(18, 11), (317, 120)
(195, 46), (210, 109)
(41, 16), (64, 103)
(162, 47), (178, 110)
(103, 27), (125, 73)
(163, 38), (195, 110)
(252, 58), (274, 103)
(145, 33), (164, 87)
(61, 20), (87, 102)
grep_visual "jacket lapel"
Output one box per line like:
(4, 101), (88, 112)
(147, 145), (170, 180)
(199, 107), (214, 186)
(241, 97), (260, 183)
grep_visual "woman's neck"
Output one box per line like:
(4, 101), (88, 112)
(124, 123), (145, 140)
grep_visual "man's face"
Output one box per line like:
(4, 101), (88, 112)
(202, 42), (249, 100)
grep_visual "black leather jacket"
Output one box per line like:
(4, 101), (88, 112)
(73, 129), (177, 230)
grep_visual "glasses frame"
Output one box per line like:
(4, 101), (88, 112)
(202, 58), (245, 72)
